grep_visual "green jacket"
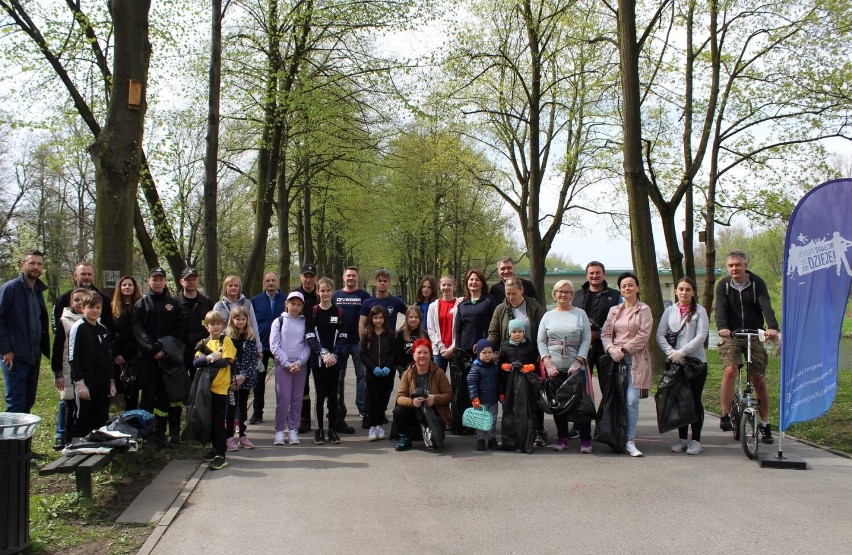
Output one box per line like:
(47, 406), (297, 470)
(487, 296), (544, 351)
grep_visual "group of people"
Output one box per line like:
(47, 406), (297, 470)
(0, 249), (779, 470)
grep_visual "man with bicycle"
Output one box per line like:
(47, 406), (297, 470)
(715, 250), (779, 443)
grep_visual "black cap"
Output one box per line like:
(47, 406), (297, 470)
(148, 267), (166, 278)
(181, 268), (199, 279)
(301, 263), (317, 276)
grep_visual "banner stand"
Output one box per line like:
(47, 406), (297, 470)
(755, 432), (807, 469)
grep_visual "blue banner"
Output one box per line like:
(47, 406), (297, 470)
(780, 179), (852, 431)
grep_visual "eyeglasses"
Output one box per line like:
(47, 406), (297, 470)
(555, 290), (574, 295)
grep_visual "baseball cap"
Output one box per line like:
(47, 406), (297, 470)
(300, 263), (317, 276)
(148, 267), (166, 278)
(181, 268), (199, 279)
(286, 291), (305, 303)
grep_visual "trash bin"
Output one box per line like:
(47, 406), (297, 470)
(0, 413), (41, 555)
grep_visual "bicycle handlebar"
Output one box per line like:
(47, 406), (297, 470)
(732, 329), (766, 341)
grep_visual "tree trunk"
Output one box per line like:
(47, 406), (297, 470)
(89, 0), (151, 293)
(302, 166), (313, 264)
(277, 160), (292, 288)
(203, 0), (223, 295)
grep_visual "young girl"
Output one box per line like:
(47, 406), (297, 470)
(360, 305), (397, 441)
(225, 306), (258, 450)
(215, 275), (264, 357)
(499, 319), (541, 454)
(270, 291), (311, 446)
(394, 306), (427, 377)
(305, 277), (347, 445)
(52, 288), (86, 446)
(414, 275), (438, 322)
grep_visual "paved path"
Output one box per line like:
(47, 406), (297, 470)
(148, 364), (852, 554)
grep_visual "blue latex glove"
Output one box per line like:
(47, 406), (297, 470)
(382, 367), (391, 377)
(373, 367), (382, 377)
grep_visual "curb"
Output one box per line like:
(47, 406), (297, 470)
(136, 461), (207, 555)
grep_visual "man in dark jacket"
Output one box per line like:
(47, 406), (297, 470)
(133, 267), (187, 446)
(488, 256), (538, 302)
(0, 249), (50, 413)
(250, 271), (286, 424)
(177, 268), (214, 380)
(572, 261), (621, 379)
(716, 250), (779, 443)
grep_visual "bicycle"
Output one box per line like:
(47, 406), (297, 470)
(727, 329), (766, 459)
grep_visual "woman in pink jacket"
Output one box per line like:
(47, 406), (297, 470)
(601, 272), (653, 457)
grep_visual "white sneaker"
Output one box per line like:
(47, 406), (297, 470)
(368, 426), (379, 441)
(670, 439), (689, 453)
(274, 431), (285, 445)
(377, 426), (386, 440)
(686, 440), (702, 455)
(625, 441), (643, 457)
(288, 429), (300, 445)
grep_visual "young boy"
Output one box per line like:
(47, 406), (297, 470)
(467, 339), (500, 451)
(68, 292), (115, 438)
(498, 319), (541, 453)
(193, 310), (236, 470)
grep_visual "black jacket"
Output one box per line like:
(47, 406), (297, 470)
(133, 292), (187, 357)
(715, 271), (779, 331)
(68, 319), (113, 387)
(573, 281), (621, 332)
(178, 292), (214, 365)
(359, 330), (396, 372)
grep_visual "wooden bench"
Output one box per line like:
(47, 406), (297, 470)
(39, 453), (115, 497)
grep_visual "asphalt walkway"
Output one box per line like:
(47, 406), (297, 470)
(145, 363), (852, 554)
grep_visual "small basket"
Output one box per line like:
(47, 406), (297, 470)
(462, 407), (494, 431)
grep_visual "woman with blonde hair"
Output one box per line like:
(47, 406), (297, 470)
(214, 275), (263, 356)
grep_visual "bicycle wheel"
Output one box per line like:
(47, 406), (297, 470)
(741, 410), (759, 459)
(730, 399), (741, 441)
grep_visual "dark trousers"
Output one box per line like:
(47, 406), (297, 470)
(313, 365), (341, 431)
(392, 405), (421, 439)
(253, 351), (273, 416)
(366, 373), (393, 427)
(73, 383), (110, 438)
(226, 389), (250, 437)
(211, 392), (228, 456)
(679, 363), (708, 441)
(301, 366), (312, 424)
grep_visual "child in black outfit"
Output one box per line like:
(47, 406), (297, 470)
(360, 305), (396, 441)
(498, 319), (541, 454)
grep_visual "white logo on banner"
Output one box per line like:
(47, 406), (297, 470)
(786, 231), (852, 279)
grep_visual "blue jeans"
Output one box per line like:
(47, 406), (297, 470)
(433, 355), (450, 371)
(624, 356), (640, 440)
(56, 400), (66, 438)
(1, 358), (40, 413)
(337, 343), (366, 414)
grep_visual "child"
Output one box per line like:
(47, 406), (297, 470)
(51, 288), (86, 449)
(225, 306), (258, 450)
(498, 319), (541, 454)
(394, 306), (427, 377)
(360, 305), (396, 441)
(193, 310), (236, 470)
(305, 277), (347, 445)
(68, 292), (116, 438)
(270, 291), (311, 446)
(467, 339), (500, 451)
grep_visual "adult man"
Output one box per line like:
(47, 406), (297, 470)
(0, 249), (50, 413)
(331, 266), (370, 434)
(488, 256), (538, 302)
(53, 261), (114, 332)
(250, 271), (286, 425)
(716, 250), (779, 444)
(572, 261), (621, 381)
(294, 263), (319, 433)
(358, 269), (407, 428)
(177, 268), (214, 382)
(133, 267), (187, 446)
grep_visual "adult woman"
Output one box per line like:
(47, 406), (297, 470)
(111, 276), (142, 409)
(214, 275), (263, 356)
(453, 269), (495, 355)
(414, 275), (438, 322)
(426, 275), (461, 370)
(393, 338), (452, 451)
(488, 275), (547, 446)
(655, 276), (709, 455)
(601, 272), (653, 457)
(537, 280), (592, 453)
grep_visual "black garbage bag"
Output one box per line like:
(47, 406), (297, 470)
(107, 409), (154, 439)
(501, 368), (541, 453)
(182, 366), (219, 443)
(159, 336), (189, 402)
(450, 351), (473, 434)
(417, 405), (446, 448)
(594, 361), (628, 452)
(596, 354), (616, 395)
(565, 369), (597, 424)
(538, 370), (583, 415)
(654, 359), (700, 434)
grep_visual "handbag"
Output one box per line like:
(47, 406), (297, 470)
(664, 315), (689, 348)
(462, 406), (494, 431)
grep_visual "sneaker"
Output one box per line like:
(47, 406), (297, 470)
(368, 426), (379, 441)
(376, 426), (386, 440)
(476, 439), (486, 451)
(226, 437), (239, 452)
(567, 427), (580, 439)
(624, 441), (643, 457)
(298, 419), (311, 434)
(168, 435), (182, 446)
(52, 438), (65, 451)
(580, 440), (593, 454)
(209, 456), (228, 470)
(720, 414), (732, 431)
(553, 438), (568, 452)
(314, 430), (325, 445)
(274, 431), (286, 445)
(327, 430), (341, 444)
(239, 436), (255, 449)
(686, 440), (702, 455)
(759, 423), (774, 444)
(488, 438), (499, 450)
(395, 434), (412, 451)
(533, 430), (547, 447)
(337, 422), (356, 434)
(202, 449), (217, 462)
(288, 429), (300, 445)
(248, 413), (262, 425)
(670, 438), (689, 453)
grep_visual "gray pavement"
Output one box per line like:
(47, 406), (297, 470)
(147, 363), (852, 554)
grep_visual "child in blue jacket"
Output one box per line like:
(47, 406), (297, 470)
(467, 339), (500, 451)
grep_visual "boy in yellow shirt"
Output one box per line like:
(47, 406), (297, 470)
(193, 310), (237, 470)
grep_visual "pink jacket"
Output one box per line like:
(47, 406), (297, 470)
(601, 302), (654, 389)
